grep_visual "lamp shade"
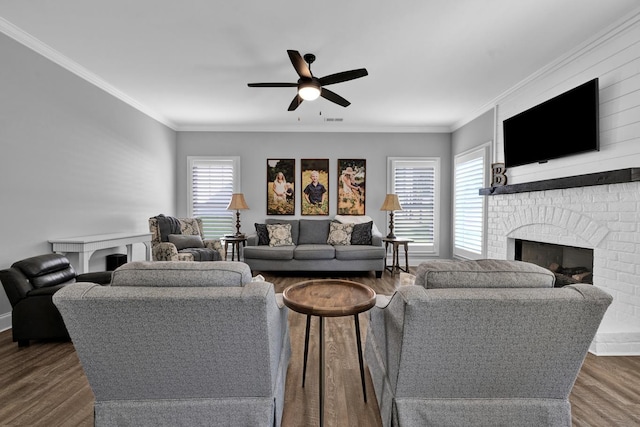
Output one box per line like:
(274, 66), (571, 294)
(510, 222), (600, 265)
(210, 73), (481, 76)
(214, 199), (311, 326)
(380, 194), (402, 211)
(227, 193), (249, 210)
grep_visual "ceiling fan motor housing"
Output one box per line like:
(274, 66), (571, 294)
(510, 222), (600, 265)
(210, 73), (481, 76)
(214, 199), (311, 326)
(303, 53), (316, 66)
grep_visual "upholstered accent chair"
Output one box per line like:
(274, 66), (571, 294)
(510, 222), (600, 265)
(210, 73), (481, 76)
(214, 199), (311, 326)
(366, 259), (612, 426)
(149, 216), (224, 261)
(53, 261), (290, 426)
(0, 253), (111, 347)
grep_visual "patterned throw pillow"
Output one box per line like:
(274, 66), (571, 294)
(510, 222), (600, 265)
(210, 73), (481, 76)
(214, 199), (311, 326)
(267, 223), (293, 247)
(351, 221), (373, 245)
(327, 221), (354, 245)
(255, 223), (270, 245)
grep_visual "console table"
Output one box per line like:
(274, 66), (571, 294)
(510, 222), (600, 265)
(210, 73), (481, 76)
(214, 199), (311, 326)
(49, 232), (152, 274)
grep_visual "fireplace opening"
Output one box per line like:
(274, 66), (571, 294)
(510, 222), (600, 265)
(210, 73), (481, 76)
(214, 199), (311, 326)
(514, 239), (593, 287)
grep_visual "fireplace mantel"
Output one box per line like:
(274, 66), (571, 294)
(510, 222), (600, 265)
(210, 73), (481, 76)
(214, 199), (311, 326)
(479, 167), (640, 196)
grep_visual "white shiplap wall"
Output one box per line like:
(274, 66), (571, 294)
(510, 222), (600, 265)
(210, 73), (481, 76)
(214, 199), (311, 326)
(495, 11), (640, 184)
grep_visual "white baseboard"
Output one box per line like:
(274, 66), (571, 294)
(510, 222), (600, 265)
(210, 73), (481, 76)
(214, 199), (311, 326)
(0, 312), (11, 333)
(589, 317), (640, 356)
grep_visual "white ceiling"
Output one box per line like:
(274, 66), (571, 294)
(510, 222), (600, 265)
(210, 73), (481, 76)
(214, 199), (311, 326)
(1, 0), (638, 132)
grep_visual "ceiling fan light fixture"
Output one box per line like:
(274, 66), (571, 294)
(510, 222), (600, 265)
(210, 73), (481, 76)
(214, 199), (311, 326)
(298, 82), (321, 101)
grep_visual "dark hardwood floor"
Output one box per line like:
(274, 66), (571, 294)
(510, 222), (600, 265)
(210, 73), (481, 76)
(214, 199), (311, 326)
(0, 270), (638, 426)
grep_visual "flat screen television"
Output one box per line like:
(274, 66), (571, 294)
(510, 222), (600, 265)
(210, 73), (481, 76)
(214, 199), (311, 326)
(503, 78), (599, 168)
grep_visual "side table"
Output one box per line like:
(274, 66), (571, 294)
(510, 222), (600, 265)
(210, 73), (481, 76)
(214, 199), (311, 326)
(222, 235), (246, 261)
(282, 279), (376, 427)
(382, 237), (413, 274)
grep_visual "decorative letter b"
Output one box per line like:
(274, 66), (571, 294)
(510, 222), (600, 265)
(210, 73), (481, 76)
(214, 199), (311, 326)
(491, 163), (507, 186)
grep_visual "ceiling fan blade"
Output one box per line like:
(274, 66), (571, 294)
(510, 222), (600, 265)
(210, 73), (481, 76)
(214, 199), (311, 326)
(320, 88), (350, 107)
(248, 82), (297, 87)
(319, 68), (368, 86)
(287, 50), (312, 79)
(288, 94), (303, 111)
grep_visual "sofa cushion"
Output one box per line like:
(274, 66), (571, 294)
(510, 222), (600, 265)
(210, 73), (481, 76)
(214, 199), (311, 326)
(298, 219), (331, 244)
(415, 259), (556, 289)
(254, 223), (270, 245)
(243, 245), (295, 261)
(334, 245), (386, 260)
(351, 221), (373, 245)
(327, 221), (354, 245)
(168, 234), (204, 250)
(267, 223), (294, 247)
(110, 261), (252, 287)
(266, 219), (299, 245)
(294, 244), (336, 260)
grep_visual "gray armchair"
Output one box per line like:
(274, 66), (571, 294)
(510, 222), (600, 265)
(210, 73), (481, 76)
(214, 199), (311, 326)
(53, 261), (290, 426)
(365, 283), (612, 426)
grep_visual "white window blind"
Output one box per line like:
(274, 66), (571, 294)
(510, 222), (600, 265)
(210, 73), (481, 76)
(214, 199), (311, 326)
(453, 145), (489, 259)
(188, 157), (240, 239)
(388, 158), (440, 254)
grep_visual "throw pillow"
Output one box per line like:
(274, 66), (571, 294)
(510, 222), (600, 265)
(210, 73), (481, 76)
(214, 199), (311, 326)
(267, 223), (293, 247)
(255, 223), (270, 245)
(327, 221), (354, 245)
(168, 234), (204, 250)
(351, 221), (373, 245)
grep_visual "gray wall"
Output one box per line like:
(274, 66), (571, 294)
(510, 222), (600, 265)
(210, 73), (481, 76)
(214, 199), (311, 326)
(0, 34), (177, 324)
(176, 131), (453, 259)
(451, 108), (495, 157)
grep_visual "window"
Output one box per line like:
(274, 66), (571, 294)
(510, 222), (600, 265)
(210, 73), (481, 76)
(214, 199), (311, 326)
(188, 156), (240, 239)
(453, 144), (489, 259)
(388, 157), (440, 255)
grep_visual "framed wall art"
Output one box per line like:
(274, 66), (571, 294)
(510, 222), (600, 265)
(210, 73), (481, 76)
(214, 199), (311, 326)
(267, 159), (295, 215)
(337, 159), (366, 215)
(301, 159), (329, 216)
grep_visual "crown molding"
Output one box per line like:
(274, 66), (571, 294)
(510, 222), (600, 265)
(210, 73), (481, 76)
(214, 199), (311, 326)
(0, 17), (177, 130)
(175, 124), (451, 133)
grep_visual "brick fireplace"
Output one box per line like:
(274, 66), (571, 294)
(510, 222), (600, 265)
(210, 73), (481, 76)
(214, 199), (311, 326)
(483, 169), (640, 355)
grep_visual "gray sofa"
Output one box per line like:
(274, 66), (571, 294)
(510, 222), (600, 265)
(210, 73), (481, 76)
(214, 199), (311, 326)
(366, 259), (612, 426)
(243, 218), (386, 277)
(53, 261), (290, 427)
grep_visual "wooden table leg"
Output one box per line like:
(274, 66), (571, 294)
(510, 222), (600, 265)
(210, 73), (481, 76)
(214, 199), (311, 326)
(224, 241), (229, 261)
(393, 242), (400, 274)
(384, 241), (390, 272)
(354, 314), (367, 402)
(302, 314), (311, 387)
(403, 242), (409, 272)
(319, 316), (324, 427)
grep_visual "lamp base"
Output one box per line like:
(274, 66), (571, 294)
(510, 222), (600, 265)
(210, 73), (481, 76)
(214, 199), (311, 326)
(387, 212), (396, 240)
(234, 210), (243, 237)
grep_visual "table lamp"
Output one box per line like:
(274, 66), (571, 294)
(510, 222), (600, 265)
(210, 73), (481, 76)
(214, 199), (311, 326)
(380, 194), (402, 239)
(227, 193), (249, 237)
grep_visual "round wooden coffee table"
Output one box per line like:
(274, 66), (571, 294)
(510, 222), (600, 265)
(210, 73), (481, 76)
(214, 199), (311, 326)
(283, 279), (376, 427)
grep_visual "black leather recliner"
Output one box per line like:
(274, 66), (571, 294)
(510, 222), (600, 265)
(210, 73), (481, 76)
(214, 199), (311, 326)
(0, 253), (112, 347)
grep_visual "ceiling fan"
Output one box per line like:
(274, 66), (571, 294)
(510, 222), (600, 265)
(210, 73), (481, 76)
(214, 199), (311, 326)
(247, 50), (368, 111)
